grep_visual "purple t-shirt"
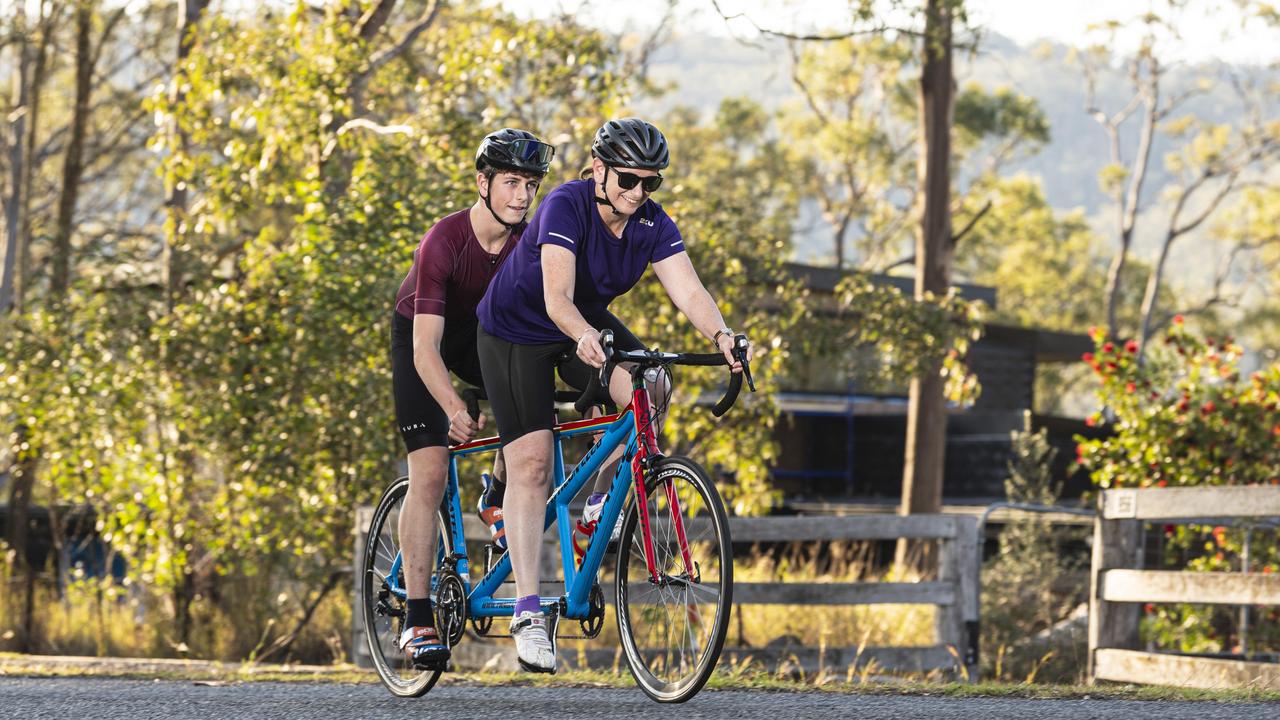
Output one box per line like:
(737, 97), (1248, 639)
(477, 179), (685, 344)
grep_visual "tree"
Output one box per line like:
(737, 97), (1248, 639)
(1076, 5), (1280, 348)
(710, 2), (972, 562)
(780, 37), (1048, 273)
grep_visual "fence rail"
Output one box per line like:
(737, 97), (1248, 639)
(353, 508), (979, 678)
(1088, 485), (1280, 689)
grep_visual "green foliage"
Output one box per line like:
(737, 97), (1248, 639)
(779, 36), (916, 269)
(829, 280), (984, 405)
(981, 414), (1086, 683)
(953, 83), (1051, 162)
(1075, 320), (1280, 488)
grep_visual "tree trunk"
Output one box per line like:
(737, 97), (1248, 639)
(1102, 236), (1129, 340)
(1, 5), (31, 314)
(19, 2), (52, 304)
(6, 426), (39, 653)
(897, 0), (954, 574)
(163, 0), (209, 312)
(51, 1), (95, 301)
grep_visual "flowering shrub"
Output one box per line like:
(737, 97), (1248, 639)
(1075, 319), (1280, 654)
(1075, 318), (1280, 489)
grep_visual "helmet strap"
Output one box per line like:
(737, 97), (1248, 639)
(593, 166), (623, 216)
(480, 173), (523, 229)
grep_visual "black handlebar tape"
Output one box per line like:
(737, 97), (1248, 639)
(712, 370), (743, 418)
(462, 388), (483, 422)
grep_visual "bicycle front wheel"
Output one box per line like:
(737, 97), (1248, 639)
(615, 456), (733, 703)
(360, 476), (450, 697)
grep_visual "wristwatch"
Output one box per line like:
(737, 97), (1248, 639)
(712, 327), (734, 347)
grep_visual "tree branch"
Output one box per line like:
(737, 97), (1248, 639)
(364, 0), (441, 80)
(949, 199), (992, 248)
(708, 0), (922, 42)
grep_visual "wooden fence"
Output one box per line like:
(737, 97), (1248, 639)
(1088, 486), (1280, 689)
(353, 510), (979, 678)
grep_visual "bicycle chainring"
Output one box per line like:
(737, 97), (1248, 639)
(434, 569), (468, 647)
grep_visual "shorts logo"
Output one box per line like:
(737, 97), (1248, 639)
(401, 422), (429, 433)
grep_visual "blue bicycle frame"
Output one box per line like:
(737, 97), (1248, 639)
(382, 409), (637, 621)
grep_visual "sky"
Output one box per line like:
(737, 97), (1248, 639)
(491, 0), (1277, 65)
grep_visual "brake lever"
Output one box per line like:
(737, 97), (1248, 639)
(598, 328), (615, 389)
(733, 334), (756, 393)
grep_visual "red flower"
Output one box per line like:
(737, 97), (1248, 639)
(1082, 352), (1095, 363)
(1085, 416), (1097, 427)
(1103, 342), (1115, 353)
(1143, 603), (1156, 614)
(1125, 339), (1139, 353)
(1201, 401), (1216, 415)
(1156, 479), (1168, 488)
(1125, 382), (1136, 394)
(1173, 314), (1184, 325)
(1177, 400), (1189, 412)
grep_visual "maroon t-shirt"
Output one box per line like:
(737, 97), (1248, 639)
(394, 210), (519, 359)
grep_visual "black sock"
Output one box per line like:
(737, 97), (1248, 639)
(405, 597), (434, 629)
(484, 476), (506, 507)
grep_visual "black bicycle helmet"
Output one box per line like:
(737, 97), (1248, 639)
(475, 127), (554, 176)
(591, 118), (669, 170)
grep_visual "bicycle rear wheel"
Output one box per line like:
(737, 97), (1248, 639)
(360, 476), (452, 697)
(615, 456), (733, 703)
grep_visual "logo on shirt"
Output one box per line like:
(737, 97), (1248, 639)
(638, 217), (654, 227)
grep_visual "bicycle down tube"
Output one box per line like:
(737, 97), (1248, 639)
(450, 407), (638, 620)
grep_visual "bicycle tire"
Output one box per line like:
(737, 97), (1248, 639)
(614, 456), (733, 703)
(360, 476), (450, 697)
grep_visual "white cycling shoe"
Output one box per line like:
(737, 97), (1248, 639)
(582, 493), (622, 543)
(510, 610), (557, 674)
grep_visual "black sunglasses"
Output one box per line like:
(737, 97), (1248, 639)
(611, 168), (664, 193)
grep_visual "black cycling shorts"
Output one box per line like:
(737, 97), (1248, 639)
(391, 311), (484, 453)
(476, 310), (642, 446)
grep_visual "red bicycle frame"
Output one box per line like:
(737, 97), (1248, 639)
(625, 375), (697, 584)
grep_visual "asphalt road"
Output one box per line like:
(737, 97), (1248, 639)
(1, 677), (1277, 720)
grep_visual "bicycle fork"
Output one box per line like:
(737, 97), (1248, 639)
(628, 379), (696, 585)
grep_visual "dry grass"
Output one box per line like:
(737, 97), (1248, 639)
(727, 539), (936, 649)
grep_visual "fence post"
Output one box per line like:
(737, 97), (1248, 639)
(954, 515), (980, 682)
(935, 522), (963, 679)
(1087, 494), (1141, 683)
(352, 506), (373, 667)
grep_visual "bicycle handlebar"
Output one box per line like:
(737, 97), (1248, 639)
(572, 329), (755, 417)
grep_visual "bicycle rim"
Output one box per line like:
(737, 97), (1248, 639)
(360, 477), (447, 697)
(615, 456), (733, 703)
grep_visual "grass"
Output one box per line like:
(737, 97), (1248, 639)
(728, 539), (936, 648)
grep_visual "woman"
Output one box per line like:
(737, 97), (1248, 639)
(476, 117), (749, 673)
(390, 127), (554, 669)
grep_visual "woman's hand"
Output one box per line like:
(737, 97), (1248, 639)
(716, 332), (752, 374)
(576, 327), (607, 368)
